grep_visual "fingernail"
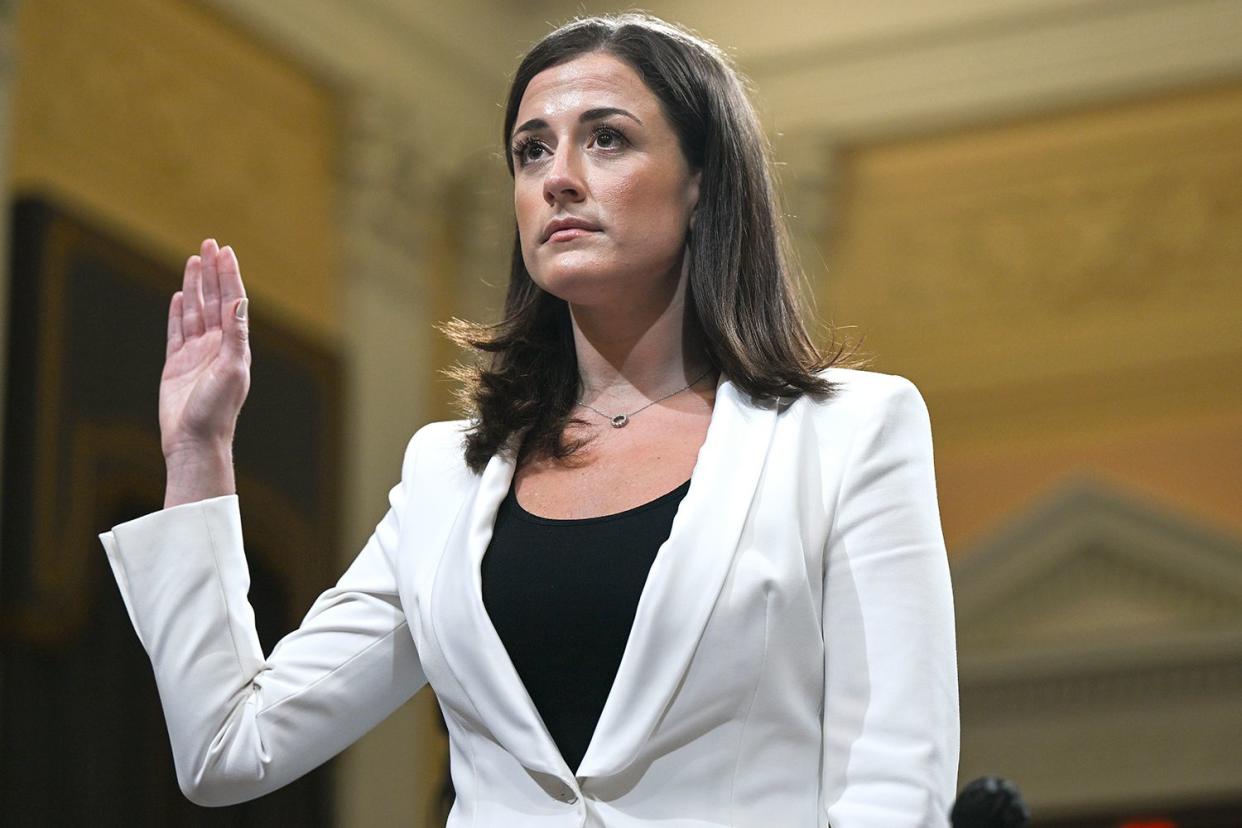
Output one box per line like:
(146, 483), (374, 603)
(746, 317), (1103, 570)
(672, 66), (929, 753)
(235, 298), (249, 321)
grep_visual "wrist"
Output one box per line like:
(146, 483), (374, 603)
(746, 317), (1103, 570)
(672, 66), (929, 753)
(163, 436), (232, 465)
(164, 442), (236, 509)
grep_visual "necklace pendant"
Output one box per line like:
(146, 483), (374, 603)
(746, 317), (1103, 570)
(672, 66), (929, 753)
(610, 414), (629, 428)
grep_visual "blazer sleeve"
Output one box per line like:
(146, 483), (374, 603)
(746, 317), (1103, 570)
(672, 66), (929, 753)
(97, 433), (429, 807)
(820, 376), (960, 827)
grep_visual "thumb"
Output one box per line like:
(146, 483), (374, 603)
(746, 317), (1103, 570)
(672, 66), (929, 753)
(223, 297), (250, 360)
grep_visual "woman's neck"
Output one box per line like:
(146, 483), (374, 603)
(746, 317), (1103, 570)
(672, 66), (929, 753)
(567, 272), (715, 408)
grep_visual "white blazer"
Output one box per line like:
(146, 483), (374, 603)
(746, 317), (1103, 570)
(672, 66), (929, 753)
(100, 367), (959, 827)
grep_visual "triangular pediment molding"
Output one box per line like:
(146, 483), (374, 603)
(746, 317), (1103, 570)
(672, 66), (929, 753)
(953, 478), (1242, 814)
(952, 477), (1242, 663)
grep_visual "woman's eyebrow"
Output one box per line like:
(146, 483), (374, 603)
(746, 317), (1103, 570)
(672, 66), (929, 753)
(511, 107), (643, 139)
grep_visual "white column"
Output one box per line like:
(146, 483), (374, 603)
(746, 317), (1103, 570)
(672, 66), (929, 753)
(336, 89), (444, 828)
(771, 130), (843, 322)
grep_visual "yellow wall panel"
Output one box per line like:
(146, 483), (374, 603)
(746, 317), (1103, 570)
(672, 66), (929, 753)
(826, 83), (1242, 549)
(11, 0), (340, 341)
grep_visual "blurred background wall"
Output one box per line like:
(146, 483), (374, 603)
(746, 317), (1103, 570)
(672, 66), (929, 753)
(1, 0), (1240, 826)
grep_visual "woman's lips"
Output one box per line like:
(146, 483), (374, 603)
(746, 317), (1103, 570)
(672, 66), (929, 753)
(546, 228), (600, 243)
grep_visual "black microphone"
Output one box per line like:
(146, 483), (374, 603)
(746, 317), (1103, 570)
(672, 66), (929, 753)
(951, 776), (1031, 828)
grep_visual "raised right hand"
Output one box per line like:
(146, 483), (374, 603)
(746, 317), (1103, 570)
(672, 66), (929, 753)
(160, 238), (251, 464)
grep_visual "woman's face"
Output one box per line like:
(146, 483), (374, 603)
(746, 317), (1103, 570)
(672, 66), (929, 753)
(511, 52), (701, 308)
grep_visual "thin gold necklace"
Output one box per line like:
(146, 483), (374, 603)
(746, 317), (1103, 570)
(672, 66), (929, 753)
(575, 367), (714, 429)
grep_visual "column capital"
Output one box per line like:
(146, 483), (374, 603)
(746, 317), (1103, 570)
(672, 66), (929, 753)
(341, 90), (431, 301)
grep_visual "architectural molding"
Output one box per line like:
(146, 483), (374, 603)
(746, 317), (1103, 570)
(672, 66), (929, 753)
(747, 0), (1214, 76)
(746, 0), (1242, 140)
(200, 0), (503, 90)
(954, 478), (1242, 631)
(952, 478), (1242, 811)
(963, 645), (1242, 718)
(342, 90), (430, 302)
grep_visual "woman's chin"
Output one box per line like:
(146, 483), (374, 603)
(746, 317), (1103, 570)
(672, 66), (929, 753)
(530, 263), (623, 304)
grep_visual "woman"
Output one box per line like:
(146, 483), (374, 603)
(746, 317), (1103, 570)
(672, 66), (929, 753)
(100, 13), (958, 827)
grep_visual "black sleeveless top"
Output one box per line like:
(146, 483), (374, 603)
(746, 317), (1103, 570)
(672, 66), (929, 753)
(481, 478), (692, 773)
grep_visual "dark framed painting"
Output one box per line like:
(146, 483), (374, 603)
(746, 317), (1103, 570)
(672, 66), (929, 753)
(1, 196), (343, 826)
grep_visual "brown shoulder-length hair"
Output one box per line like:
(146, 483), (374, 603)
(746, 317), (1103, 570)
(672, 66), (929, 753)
(443, 13), (856, 473)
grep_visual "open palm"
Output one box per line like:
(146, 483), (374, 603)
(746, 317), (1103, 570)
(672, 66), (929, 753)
(160, 239), (251, 460)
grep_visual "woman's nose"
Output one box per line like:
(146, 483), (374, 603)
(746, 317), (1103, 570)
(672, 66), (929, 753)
(543, 148), (585, 205)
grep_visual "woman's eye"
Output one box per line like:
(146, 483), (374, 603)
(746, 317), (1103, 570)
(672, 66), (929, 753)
(513, 140), (548, 166)
(591, 127), (625, 150)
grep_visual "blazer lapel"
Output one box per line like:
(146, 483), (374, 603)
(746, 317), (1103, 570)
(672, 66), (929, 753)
(428, 442), (572, 777)
(577, 375), (782, 778)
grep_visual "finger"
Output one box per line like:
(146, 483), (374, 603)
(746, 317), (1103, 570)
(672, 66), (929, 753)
(200, 238), (222, 332)
(167, 291), (184, 357)
(217, 245), (247, 308)
(181, 254), (205, 338)
(222, 294), (250, 364)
